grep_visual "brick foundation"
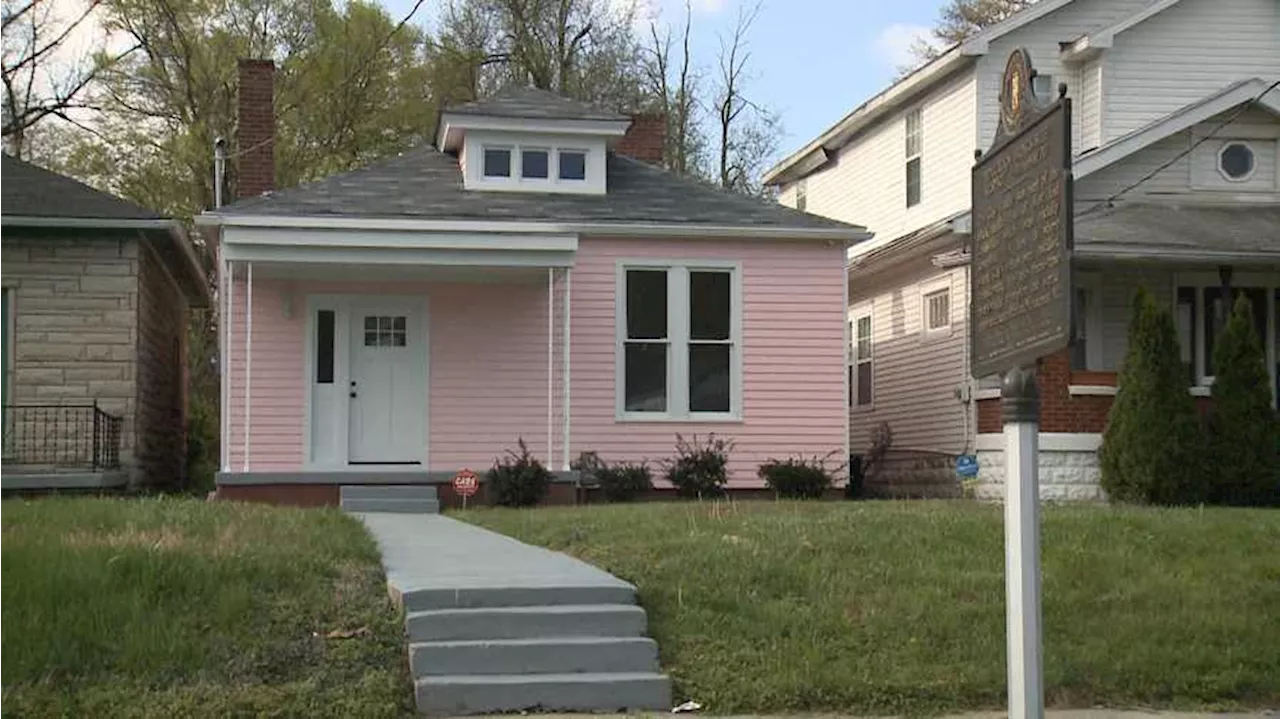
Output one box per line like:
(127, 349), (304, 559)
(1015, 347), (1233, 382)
(976, 349), (1114, 434)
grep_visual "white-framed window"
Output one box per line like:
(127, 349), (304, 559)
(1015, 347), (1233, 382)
(1071, 274), (1104, 371)
(559, 149), (587, 181)
(1174, 273), (1279, 408)
(616, 261), (741, 421)
(905, 108), (922, 208)
(1216, 141), (1255, 182)
(920, 279), (951, 337)
(1032, 73), (1054, 101)
(521, 148), (550, 179)
(795, 178), (808, 212)
(850, 307), (873, 408)
(482, 146), (512, 178)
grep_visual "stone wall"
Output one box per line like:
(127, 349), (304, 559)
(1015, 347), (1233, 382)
(135, 240), (189, 486)
(3, 233), (139, 473)
(863, 450), (963, 498)
(974, 443), (1104, 501)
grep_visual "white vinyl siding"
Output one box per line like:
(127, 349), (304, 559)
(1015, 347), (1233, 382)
(800, 69), (976, 246)
(1104, 0), (1280, 142)
(1078, 57), (1103, 151)
(848, 256), (970, 454)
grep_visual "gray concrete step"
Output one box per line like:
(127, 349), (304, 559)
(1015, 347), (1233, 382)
(341, 497), (440, 514)
(410, 636), (659, 677)
(415, 671), (671, 715)
(340, 484), (438, 501)
(399, 584), (636, 612)
(407, 604), (647, 642)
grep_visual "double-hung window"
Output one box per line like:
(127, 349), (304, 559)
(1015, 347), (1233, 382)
(619, 262), (739, 419)
(905, 108), (922, 208)
(850, 309), (872, 407)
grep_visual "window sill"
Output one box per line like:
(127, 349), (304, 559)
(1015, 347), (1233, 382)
(616, 412), (743, 424)
(921, 328), (952, 341)
(1067, 384), (1213, 398)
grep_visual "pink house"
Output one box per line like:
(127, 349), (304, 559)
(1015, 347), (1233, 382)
(200, 61), (869, 506)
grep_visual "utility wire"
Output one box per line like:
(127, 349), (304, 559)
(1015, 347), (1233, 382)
(1076, 79), (1279, 218)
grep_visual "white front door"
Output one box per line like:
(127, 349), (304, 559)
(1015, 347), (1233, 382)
(348, 300), (427, 464)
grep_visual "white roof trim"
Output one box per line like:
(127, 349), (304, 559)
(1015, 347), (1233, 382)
(1074, 78), (1280, 179)
(1, 215), (175, 230)
(197, 213), (871, 243)
(1060, 0), (1184, 62)
(437, 113), (630, 152)
(1075, 244), (1280, 264)
(958, 0), (1076, 55)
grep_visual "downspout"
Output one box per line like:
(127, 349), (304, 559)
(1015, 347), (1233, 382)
(547, 268), (554, 466)
(243, 261), (253, 471)
(214, 138), (229, 471)
(562, 267), (572, 471)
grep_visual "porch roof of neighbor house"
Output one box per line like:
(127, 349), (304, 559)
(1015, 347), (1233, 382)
(204, 146), (863, 236)
(1, 153), (162, 221)
(1075, 203), (1280, 263)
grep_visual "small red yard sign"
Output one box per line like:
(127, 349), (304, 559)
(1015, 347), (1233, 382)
(452, 469), (479, 504)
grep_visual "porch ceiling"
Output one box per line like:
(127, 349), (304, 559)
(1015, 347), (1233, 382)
(246, 262), (552, 283)
(1075, 203), (1280, 265)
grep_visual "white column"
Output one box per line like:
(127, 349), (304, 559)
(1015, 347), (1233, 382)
(562, 267), (572, 471)
(222, 260), (234, 471)
(547, 267), (554, 466)
(1003, 368), (1043, 719)
(243, 261), (253, 472)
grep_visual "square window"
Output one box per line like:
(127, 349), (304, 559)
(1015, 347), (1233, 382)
(559, 150), (586, 180)
(923, 288), (950, 333)
(690, 271), (731, 341)
(393, 316), (405, 331)
(625, 343), (667, 412)
(483, 147), (511, 178)
(522, 149), (549, 179)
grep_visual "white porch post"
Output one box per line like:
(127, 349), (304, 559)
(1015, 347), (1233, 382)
(1003, 367), (1044, 719)
(243, 261), (253, 472)
(562, 267), (572, 471)
(222, 260), (234, 471)
(547, 267), (554, 466)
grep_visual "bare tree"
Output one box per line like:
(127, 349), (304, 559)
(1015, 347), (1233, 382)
(908, 0), (1034, 66)
(643, 0), (700, 175)
(1, 0), (135, 157)
(711, 0), (778, 195)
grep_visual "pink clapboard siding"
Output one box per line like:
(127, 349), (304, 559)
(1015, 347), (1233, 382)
(570, 237), (847, 485)
(223, 236), (847, 484)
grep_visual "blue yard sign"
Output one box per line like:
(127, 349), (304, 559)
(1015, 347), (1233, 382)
(956, 454), (980, 478)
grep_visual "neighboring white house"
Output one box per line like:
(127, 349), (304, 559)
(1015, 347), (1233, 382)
(766, 0), (1280, 499)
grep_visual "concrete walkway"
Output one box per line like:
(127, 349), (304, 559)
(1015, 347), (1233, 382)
(358, 513), (637, 610)
(355, 512), (671, 715)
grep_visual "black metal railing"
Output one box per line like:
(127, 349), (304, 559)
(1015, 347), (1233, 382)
(1, 403), (123, 471)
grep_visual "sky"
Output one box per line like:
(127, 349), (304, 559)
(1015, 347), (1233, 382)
(387, 0), (948, 165)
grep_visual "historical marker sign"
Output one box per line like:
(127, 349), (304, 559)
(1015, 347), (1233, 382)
(970, 48), (1073, 379)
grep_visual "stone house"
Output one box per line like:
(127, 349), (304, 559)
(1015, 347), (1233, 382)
(2, 154), (210, 489)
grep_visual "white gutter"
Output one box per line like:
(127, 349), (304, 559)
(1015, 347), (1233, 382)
(1075, 246), (1280, 264)
(1, 215), (176, 230)
(197, 213), (871, 243)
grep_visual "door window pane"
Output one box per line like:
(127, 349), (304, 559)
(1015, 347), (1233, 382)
(626, 270), (667, 339)
(690, 344), (730, 412)
(690, 271), (731, 340)
(316, 310), (335, 383)
(483, 148), (511, 178)
(625, 343), (667, 411)
(363, 315), (407, 348)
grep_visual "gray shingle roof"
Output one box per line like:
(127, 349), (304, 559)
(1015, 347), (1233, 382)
(216, 146), (859, 231)
(445, 87), (627, 122)
(1075, 202), (1280, 256)
(2, 154), (162, 221)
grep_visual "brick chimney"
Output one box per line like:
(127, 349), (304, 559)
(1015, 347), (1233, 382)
(236, 58), (275, 199)
(617, 114), (666, 165)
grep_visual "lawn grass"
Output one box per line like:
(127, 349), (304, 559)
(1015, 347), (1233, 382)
(463, 500), (1280, 715)
(1, 497), (413, 717)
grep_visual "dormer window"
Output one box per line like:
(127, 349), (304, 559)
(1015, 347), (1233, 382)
(522, 149), (549, 179)
(559, 150), (586, 181)
(483, 147), (512, 178)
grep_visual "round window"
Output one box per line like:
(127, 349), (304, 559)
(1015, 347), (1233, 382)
(1217, 142), (1255, 181)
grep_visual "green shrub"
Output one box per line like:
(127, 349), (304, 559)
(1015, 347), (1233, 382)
(1207, 293), (1280, 506)
(1100, 287), (1207, 504)
(596, 462), (654, 502)
(759, 454), (838, 499)
(487, 438), (551, 507)
(665, 433), (732, 499)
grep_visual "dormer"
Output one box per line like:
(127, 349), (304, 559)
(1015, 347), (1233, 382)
(436, 88), (633, 195)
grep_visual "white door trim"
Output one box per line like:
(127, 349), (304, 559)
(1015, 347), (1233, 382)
(303, 293), (430, 469)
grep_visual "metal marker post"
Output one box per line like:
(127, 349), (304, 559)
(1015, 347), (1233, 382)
(1002, 365), (1043, 719)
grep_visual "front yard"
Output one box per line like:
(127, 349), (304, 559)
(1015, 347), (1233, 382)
(1, 497), (412, 717)
(463, 500), (1280, 715)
